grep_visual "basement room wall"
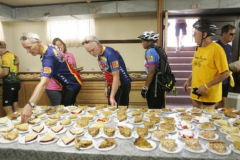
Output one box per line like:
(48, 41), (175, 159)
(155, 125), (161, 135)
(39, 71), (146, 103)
(2, 16), (157, 72)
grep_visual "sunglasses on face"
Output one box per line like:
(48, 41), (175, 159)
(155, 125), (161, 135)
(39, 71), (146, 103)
(20, 36), (39, 41)
(229, 33), (236, 36)
(81, 40), (96, 45)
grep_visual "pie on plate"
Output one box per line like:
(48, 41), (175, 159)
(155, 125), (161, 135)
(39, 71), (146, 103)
(61, 135), (76, 145)
(69, 128), (84, 135)
(134, 136), (152, 148)
(103, 127), (115, 137)
(16, 123), (29, 131)
(209, 141), (226, 153)
(39, 132), (57, 143)
(3, 131), (19, 141)
(32, 125), (44, 133)
(88, 127), (100, 137)
(75, 138), (93, 149)
(160, 139), (176, 152)
(25, 133), (38, 143)
(99, 138), (116, 148)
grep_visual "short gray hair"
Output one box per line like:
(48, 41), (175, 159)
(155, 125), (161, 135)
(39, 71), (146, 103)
(20, 32), (40, 43)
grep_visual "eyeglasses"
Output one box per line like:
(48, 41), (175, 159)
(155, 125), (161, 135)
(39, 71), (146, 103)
(229, 33), (236, 36)
(81, 40), (96, 45)
(20, 36), (39, 41)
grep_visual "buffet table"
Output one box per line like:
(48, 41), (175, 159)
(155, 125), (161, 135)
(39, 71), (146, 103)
(0, 108), (239, 160)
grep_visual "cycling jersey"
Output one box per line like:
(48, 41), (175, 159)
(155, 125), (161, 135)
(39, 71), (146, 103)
(144, 46), (159, 73)
(40, 45), (82, 90)
(1, 51), (21, 83)
(97, 46), (131, 86)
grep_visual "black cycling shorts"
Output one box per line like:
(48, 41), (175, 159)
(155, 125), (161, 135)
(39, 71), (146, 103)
(202, 102), (215, 106)
(222, 83), (229, 97)
(3, 83), (21, 106)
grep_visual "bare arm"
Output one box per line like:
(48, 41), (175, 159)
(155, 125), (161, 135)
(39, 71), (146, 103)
(21, 77), (50, 123)
(104, 80), (108, 98)
(183, 74), (192, 91)
(0, 68), (9, 79)
(109, 70), (120, 106)
(145, 65), (155, 87)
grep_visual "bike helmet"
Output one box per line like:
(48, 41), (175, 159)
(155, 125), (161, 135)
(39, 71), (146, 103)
(193, 19), (218, 36)
(138, 31), (159, 42)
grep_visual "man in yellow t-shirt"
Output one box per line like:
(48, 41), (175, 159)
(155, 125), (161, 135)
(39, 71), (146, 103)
(183, 19), (229, 109)
(0, 41), (21, 115)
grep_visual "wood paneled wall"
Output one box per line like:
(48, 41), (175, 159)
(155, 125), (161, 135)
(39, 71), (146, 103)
(0, 80), (147, 117)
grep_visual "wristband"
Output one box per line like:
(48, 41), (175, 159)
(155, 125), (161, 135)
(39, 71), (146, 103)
(109, 97), (115, 100)
(142, 86), (148, 90)
(204, 84), (209, 89)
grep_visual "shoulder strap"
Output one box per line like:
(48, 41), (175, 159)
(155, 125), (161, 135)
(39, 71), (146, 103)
(155, 46), (168, 74)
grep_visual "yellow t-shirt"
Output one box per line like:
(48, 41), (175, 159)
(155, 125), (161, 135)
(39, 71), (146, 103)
(191, 42), (229, 102)
(1, 51), (21, 83)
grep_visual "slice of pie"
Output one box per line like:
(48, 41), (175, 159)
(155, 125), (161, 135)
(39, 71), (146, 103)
(60, 119), (71, 126)
(81, 114), (94, 121)
(44, 120), (58, 126)
(0, 117), (8, 124)
(132, 110), (141, 116)
(191, 112), (202, 117)
(78, 105), (89, 110)
(45, 108), (56, 114)
(0, 125), (14, 133)
(102, 111), (112, 117)
(184, 138), (201, 151)
(163, 117), (175, 124)
(235, 110), (240, 115)
(51, 125), (64, 133)
(215, 120), (230, 127)
(224, 111), (236, 118)
(36, 113), (47, 119)
(3, 131), (19, 141)
(144, 112), (155, 118)
(149, 116), (161, 124)
(40, 105), (49, 110)
(39, 132), (56, 143)
(140, 108), (148, 113)
(88, 127), (100, 137)
(209, 141), (226, 153)
(160, 139), (176, 152)
(153, 130), (168, 141)
(211, 114), (222, 120)
(99, 138), (116, 148)
(12, 120), (21, 126)
(103, 127), (115, 137)
(48, 112), (61, 119)
(117, 115), (127, 122)
(159, 123), (175, 132)
(32, 125), (44, 133)
(136, 127), (148, 137)
(96, 104), (105, 110)
(234, 119), (240, 125)
(119, 105), (127, 111)
(69, 128), (84, 135)
(175, 108), (187, 112)
(119, 128), (131, 137)
(192, 107), (201, 113)
(199, 130), (215, 139)
(143, 121), (154, 129)
(55, 105), (64, 110)
(134, 136), (152, 148)
(230, 134), (240, 142)
(7, 113), (20, 120)
(76, 118), (89, 128)
(75, 138), (93, 148)
(107, 106), (117, 111)
(234, 141), (240, 151)
(28, 118), (41, 125)
(88, 110), (98, 115)
(61, 135), (76, 145)
(150, 109), (162, 114)
(96, 117), (109, 123)
(16, 123), (29, 131)
(204, 107), (215, 114)
(68, 114), (78, 119)
(117, 110), (126, 116)
(58, 109), (69, 114)
(199, 122), (213, 129)
(25, 133), (38, 143)
(134, 116), (143, 123)
(71, 108), (83, 114)
(221, 126), (239, 134)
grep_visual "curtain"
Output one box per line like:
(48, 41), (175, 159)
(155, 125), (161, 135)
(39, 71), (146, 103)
(47, 19), (95, 47)
(0, 22), (4, 41)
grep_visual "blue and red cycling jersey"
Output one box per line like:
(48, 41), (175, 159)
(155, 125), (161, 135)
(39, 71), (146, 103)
(97, 46), (131, 86)
(40, 45), (83, 90)
(144, 45), (159, 73)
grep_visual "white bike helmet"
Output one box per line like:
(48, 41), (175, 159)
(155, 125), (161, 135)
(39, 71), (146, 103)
(138, 31), (159, 42)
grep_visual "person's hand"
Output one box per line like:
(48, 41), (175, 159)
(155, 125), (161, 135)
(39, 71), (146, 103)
(104, 87), (108, 99)
(109, 97), (117, 106)
(183, 81), (189, 92)
(196, 85), (208, 96)
(232, 65), (240, 72)
(141, 86), (148, 99)
(21, 104), (33, 123)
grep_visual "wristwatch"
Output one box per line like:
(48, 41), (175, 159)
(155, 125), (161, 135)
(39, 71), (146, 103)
(28, 101), (35, 108)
